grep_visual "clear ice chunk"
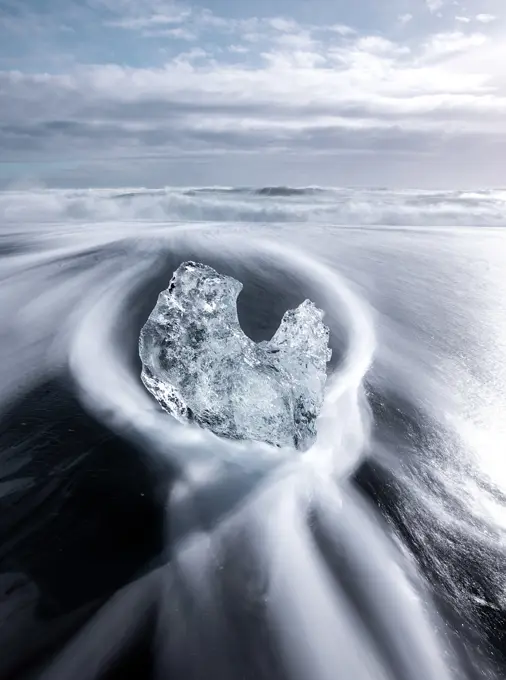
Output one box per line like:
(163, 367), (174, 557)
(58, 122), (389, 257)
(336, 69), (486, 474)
(139, 261), (331, 451)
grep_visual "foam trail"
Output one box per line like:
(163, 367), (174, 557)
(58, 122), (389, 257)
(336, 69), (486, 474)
(65, 231), (459, 680)
(253, 239), (375, 476)
(68, 234), (374, 478)
(141, 464), (460, 680)
(258, 474), (390, 680)
(310, 479), (458, 680)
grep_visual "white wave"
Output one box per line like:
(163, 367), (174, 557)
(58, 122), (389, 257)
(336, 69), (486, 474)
(2, 185), (506, 227)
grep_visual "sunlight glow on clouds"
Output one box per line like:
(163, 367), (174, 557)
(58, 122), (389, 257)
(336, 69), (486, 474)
(0, 0), (505, 187)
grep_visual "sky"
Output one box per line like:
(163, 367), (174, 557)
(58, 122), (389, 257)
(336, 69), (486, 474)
(0, 0), (505, 188)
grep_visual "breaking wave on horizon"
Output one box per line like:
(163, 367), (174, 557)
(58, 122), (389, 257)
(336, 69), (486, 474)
(2, 185), (506, 227)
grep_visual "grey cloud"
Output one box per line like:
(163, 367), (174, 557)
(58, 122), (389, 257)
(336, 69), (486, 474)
(1, 45), (505, 187)
(0, 112), (481, 167)
(2, 69), (505, 139)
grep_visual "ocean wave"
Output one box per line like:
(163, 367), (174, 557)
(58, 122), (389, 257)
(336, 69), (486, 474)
(2, 186), (506, 227)
(254, 186), (326, 196)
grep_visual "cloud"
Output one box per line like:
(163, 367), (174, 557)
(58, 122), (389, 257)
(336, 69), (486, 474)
(101, 0), (235, 39)
(325, 24), (356, 36)
(1, 29), (503, 159)
(268, 17), (300, 33)
(476, 14), (496, 24)
(426, 0), (443, 14)
(144, 26), (197, 40)
(229, 45), (249, 54)
(173, 47), (208, 62)
(1, 1), (506, 187)
(399, 14), (413, 26)
(354, 36), (410, 56)
(108, 10), (191, 30)
(423, 32), (488, 60)
(455, 16), (470, 24)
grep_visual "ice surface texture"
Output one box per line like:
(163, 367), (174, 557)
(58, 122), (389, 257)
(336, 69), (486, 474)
(139, 261), (331, 450)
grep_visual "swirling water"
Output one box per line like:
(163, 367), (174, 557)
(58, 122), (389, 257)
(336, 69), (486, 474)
(1, 186), (506, 679)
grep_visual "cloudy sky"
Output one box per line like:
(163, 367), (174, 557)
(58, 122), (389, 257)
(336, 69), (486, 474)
(0, 0), (505, 188)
